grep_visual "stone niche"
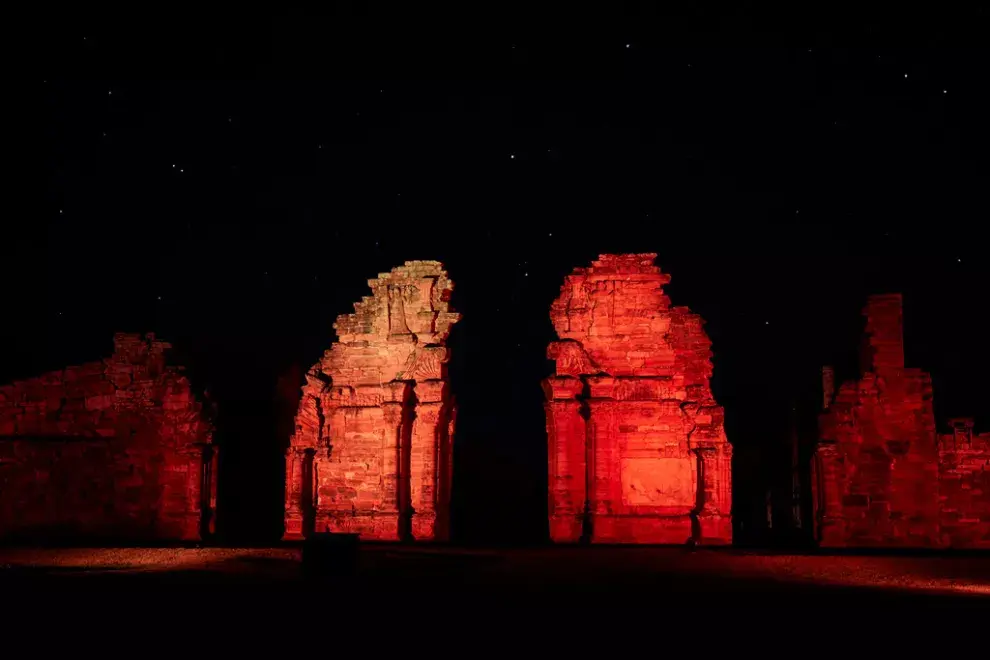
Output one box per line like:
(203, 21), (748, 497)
(0, 333), (216, 541)
(813, 294), (990, 548)
(284, 261), (460, 541)
(544, 254), (732, 544)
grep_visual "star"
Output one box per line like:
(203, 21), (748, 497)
(157, 296), (162, 301)
(180, 169), (184, 173)
(903, 74), (908, 78)
(625, 44), (631, 48)
(510, 154), (515, 159)
(59, 209), (63, 214)
(108, 89), (112, 95)
(765, 321), (770, 325)
(548, 233), (553, 237)
(943, 89), (948, 94)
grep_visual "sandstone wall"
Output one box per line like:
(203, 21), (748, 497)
(938, 420), (990, 548)
(544, 254), (732, 545)
(284, 261), (459, 541)
(814, 296), (989, 548)
(0, 334), (216, 541)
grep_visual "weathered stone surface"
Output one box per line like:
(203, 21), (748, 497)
(0, 333), (216, 541)
(544, 254), (732, 545)
(937, 419), (990, 548)
(284, 261), (460, 541)
(813, 295), (990, 548)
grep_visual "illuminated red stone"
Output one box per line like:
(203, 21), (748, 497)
(938, 418), (990, 547)
(284, 261), (460, 541)
(814, 295), (990, 548)
(544, 254), (732, 544)
(0, 333), (216, 541)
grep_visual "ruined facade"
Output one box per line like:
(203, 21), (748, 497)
(284, 261), (460, 541)
(544, 254), (732, 544)
(938, 419), (990, 547)
(814, 295), (990, 548)
(0, 334), (216, 541)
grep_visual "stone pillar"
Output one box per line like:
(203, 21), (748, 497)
(822, 366), (835, 411)
(435, 406), (456, 541)
(409, 380), (445, 540)
(381, 401), (405, 521)
(863, 294), (905, 372)
(949, 417), (975, 450)
(544, 378), (586, 542)
(310, 446), (332, 533)
(813, 443), (845, 546)
(696, 444), (732, 544)
(283, 447), (310, 540)
(587, 399), (617, 524)
(174, 445), (208, 541)
(199, 443), (218, 539)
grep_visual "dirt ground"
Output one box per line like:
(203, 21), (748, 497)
(2, 545), (987, 652)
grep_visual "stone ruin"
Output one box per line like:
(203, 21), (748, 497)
(284, 261), (460, 541)
(0, 333), (216, 541)
(544, 254), (732, 544)
(814, 294), (990, 547)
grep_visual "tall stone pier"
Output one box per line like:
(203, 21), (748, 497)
(284, 261), (460, 541)
(544, 254), (732, 545)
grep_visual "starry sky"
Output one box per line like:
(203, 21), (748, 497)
(19, 13), (990, 541)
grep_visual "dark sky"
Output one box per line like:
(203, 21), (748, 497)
(18, 11), (990, 541)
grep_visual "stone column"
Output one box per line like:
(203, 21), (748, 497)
(381, 401), (405, 519)
(409, 380), (445, 540)
(435, 406), (456, 541)
(176, 445), (208, 541)
(695, 444), (732, 544)
(587, 400), (616, 516)
(200, 443), (218, 539)
(283, 447), (310, 540)
(814, 443), (845, 546)
(544, 377), (586, 542)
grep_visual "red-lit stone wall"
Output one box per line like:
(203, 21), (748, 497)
(814, 295), (989, 548)
(938, 419), (990, 548)
(0, 334), (216, 541)
(284, 261), (460, 541)
(544, 254), (732, 545)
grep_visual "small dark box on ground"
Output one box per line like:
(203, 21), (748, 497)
(301, 532), (360, 578)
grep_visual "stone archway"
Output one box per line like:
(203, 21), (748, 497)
(284, 261), (460, 541)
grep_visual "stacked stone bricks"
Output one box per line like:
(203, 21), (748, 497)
(284, 261), (460, 541)
(0, 333), (216, 541)
(544, 254), (732, 544)
(937, 419), (990, 547)
(814, 295), (989, 548)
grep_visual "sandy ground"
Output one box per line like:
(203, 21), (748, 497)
(2, 546), (988, 652)
(2, 545), (988, 596)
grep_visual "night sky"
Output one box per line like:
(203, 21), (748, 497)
(19, 13), (990, 542)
